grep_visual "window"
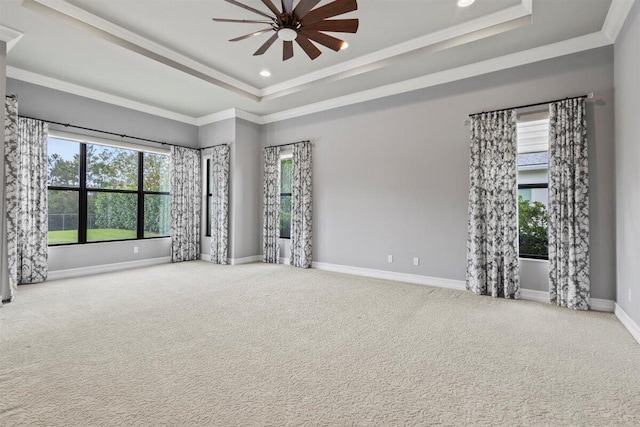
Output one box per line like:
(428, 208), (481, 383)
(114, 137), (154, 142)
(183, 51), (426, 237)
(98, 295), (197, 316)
(47, 135), (170, 245)
(517, 117), (549, 259)
(205, 159), (212, 237)
(280, 157), (292, 239)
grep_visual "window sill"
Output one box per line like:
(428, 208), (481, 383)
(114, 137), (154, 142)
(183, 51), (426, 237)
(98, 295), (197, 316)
(48, 236), (171, 247)
(519, 257), (549, 263)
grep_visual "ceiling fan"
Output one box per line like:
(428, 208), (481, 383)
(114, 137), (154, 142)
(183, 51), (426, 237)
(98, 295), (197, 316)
(213, 0), (359, 61)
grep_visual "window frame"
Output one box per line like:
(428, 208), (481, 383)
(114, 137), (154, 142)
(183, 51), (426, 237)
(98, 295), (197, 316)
(517, 182), (549, 261)
(279, 156), (292, 240)
(48, 137), (170, 247)
(205, 158), (212, 237)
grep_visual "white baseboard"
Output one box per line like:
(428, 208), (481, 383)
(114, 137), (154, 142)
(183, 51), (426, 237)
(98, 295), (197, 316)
(199, 254), (262, 265)
(615, 304), (640, 345)
(311, 261), (615, 312)
(231, 255), (262, 265)
(47, 256), (171, 281)
(519, 288), (615, 312)
(280, 257), (291, 265)
(311, 261), (466, 291)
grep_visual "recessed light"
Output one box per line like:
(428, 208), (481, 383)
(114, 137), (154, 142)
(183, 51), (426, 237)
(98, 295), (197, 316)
(457, 0), (475, 7)
(260, 70), (271, 77)
(340, 42), (349, 50)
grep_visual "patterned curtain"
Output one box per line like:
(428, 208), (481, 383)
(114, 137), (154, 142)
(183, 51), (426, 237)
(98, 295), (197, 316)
(2, 97), (18, 303)
(466, 110), (520, 299)
(290, 142), (313, 268)
(209, 145), (230, 265)
(262, 146), (281, 264)
(4, 111), (49, 299)
(170, 146), (201, 262)
(548, 98), (590, 310)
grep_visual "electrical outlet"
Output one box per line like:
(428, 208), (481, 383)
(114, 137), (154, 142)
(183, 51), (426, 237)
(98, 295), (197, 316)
(629, 289), (632, 302)
(413, 257), (420, 266)
(388, 255), (393, 263)
(133, 246), (139, 254)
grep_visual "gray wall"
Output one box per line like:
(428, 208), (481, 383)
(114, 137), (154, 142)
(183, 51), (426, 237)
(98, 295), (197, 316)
(262, 47), (616, 301)
(1, 41), (8, 300)
(232, 119), (262, 259)
(6, 78), (199, 272)
(615, 1), (640, 324)
(199, 118), (235, 258)
(199, 118), (262, 261)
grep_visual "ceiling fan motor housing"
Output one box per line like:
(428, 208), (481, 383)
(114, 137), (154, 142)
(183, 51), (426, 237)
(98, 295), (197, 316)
(277, 27), (298, 41)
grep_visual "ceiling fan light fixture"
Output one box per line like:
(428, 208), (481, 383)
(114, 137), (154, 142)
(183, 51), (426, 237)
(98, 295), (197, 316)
(457, 0), (475, 7)
(277, 28), (298, 41)
(340, 41), (349, 50)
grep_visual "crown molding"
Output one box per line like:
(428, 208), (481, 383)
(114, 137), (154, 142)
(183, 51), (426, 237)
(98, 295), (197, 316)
(7, 0), (620, 127)
(197, 108), (264, 126)
(260, 32), (612, 124)
(259, 0), (533, 100)
(0, 25), (24, 52)
(234, 109), (265, 125)
(8, 30), (613, 128)
(602, 0), (637, 42)
(196, 109), (237, 126)
(22, 0), (260, 101)
(6, 66), (199, 125)
(23, 0), (531, 103)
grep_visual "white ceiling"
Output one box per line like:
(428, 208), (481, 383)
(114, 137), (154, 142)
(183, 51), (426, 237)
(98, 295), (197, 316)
(0, 0), (626, 124)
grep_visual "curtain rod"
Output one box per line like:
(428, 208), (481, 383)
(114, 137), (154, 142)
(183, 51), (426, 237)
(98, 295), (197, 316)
(5, 94), (18, 99)
(200, 143), (230, 151)
(264, 140), (311, 150)
(468, 93), (594, 118)
(17, 115), (191, 149)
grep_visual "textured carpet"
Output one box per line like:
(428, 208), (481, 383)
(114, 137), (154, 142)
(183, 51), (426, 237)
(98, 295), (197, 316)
(1, 261), (639, 426)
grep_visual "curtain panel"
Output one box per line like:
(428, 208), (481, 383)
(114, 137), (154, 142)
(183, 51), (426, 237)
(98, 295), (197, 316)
(209, 145), (230, 265)
(548, 98), (590, 310)
(290, 142), (313, 268)
(2, 97), (18, 303)
(263, 146), (281, 264)
(466, 110), (520, 299)
(170, 146), (201, 262)
(4, 104), (49, 302)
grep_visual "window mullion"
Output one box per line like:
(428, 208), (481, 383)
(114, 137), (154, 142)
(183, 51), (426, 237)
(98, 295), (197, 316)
(137, 151), (144, 240)
(79, 143), (88, 243)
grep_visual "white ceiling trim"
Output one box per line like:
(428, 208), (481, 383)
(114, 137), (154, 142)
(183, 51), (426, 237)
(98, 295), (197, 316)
(24, 0), (260, 100)
(602, 0), (637, 42)
(6, 66), (199, 125)
(196, 109), (237, 126)
(24, 0), (531, 103)
(8, 0), (630, 127)
(0, 25), (25, 52)
(259, 0), (533, 100)
(259, 32), (612, 124)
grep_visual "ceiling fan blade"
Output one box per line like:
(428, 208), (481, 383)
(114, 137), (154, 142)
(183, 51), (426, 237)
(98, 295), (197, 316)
(301, 0), (358, 25)
(281, 0), (294, 15)
(300, 30), (345, 51)
(283, 40), (294, 61)
(254, 33), (279, 55)
(213, 18), (273, 24)
(229, 28), (274, 42)
(224, 0), (273, 19)
(261, 0), (281, 16)
(295, 35), (322, 60)
(294, 0), (322, 19)
(304, 19), (359, 33)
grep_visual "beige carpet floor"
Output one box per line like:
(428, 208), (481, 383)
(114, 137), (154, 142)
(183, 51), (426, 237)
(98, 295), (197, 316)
(1, 261), (639, 426)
